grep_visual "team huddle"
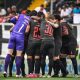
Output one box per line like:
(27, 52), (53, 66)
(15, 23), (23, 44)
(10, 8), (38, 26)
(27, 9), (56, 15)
(3, 10), (79, 78)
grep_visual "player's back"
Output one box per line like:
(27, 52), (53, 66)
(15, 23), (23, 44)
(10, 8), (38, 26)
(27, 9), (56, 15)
(40, 20), (54, 40)
(29, 19), (41, 41)
(54, 24), (62, 39)
(13, 14), (30, 34)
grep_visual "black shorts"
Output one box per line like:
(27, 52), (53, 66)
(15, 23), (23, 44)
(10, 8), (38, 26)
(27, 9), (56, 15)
(40, 39), (55, 58)
(26, 40), (41, 56)
(54, 39), (62, 56)
(61, 41), (77, 55)
(61, 45), (70, 55)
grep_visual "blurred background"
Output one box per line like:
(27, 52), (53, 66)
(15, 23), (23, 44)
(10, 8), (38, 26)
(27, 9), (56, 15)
(0, 0), (79, 23)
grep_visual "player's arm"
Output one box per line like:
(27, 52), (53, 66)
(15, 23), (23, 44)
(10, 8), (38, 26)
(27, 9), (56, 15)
(31, 16), (41, 20)
(25, 24), (30, 36)
(45, 12), (59, 28)
(9, 15), (19, 32)
(10, 17), (17, 24)
(9, 26), (14, 32)
(47, 21), (59, 28)
(4, 14), (19, 23)
(25, 24), (30, 39)
(10, 15), (19, 22)
(9, 16), (19, 32)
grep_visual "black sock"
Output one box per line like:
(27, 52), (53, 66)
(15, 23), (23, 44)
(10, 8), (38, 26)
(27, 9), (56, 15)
(71, 58), (78, 74)
(9, 56), (15, 76)
(32, 57), (35, 73)
(55, 59), (67, 75)
(48, 59), (53, 75)
(27, 59), (34, 74)
(60, 58), (67, 74)
(35, 59), (40, 74)
(41, 58), (46, 75)
(53, 60), (60, 75)
(21, 56), (25, 76)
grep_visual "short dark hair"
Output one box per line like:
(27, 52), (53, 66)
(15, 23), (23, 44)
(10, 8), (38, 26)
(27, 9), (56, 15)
(40, 4), (44, 7)
(26, 10), (31, 16)
(37, 12), (44, 17)
(53, 14), (61, 21)
(30, 10), (37, 16)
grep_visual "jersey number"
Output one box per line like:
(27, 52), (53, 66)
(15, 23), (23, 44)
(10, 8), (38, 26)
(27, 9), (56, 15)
(44, 25), (53, 36)
(18, 24), (24, 32)
(33, 26), (40, 38)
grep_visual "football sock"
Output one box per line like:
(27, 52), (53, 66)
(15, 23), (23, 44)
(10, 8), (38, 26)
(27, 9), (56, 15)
(21, 56), (25, 76)
(71, 58), (78, 74)
(41, 59), (46, 75)
(35, 59), (40, 74)
(16, 56), (22, 75)
(9, 56), (15, 76)
(4, 54), (11, 73)
(27, 58), (34, 74)
(48, 59), (53, 75)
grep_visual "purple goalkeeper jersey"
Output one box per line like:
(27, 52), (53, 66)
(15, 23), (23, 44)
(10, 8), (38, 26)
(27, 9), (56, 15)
(12, 14), (30, 34)
(8, 14), (30, 50)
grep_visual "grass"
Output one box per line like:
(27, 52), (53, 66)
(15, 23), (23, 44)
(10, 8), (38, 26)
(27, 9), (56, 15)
(0, 77), (80, 80)
(0, 75), (80, 80)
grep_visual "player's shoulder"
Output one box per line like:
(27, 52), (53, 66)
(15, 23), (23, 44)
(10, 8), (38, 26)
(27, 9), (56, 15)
(17, 14), (24, 19)
(18, 14), (24, 17)
(19, 14), (27, 18)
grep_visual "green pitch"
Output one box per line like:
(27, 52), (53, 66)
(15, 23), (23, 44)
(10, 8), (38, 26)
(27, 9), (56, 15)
(0, 76), (80, 80)
(0, 73), (80, 80)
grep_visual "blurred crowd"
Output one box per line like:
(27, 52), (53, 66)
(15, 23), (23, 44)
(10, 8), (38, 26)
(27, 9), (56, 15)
(0, 5), (18, 23)
(0, 0), (80, 24)
(55, 0), (80, 24)
(46, 0), (80, 24)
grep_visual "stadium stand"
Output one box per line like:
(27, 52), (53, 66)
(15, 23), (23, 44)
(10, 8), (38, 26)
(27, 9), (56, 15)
(4, 0), (33, 10)
(28, 0), (44, 10)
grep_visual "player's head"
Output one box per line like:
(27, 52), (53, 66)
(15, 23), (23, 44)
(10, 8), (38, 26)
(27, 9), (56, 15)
(45, 12), (54, 20)
(21, 10), (26, 14)
(26, 10), (31, 16)
(21, 9), (31, 16)
(30, 10), (37, 16)
(37, 12), (45, 18)
(53, 14), (61, 22)
(40, 4), (44, 11)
